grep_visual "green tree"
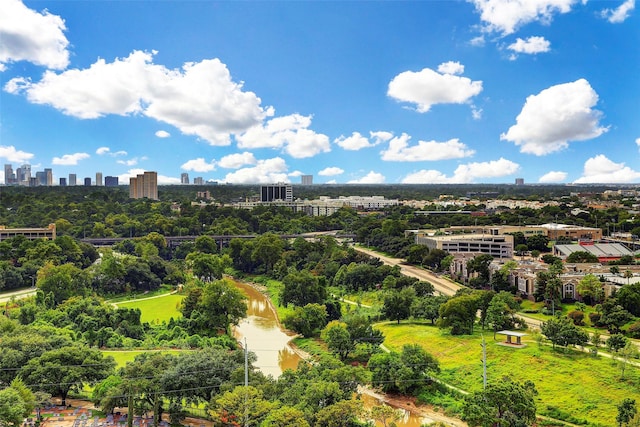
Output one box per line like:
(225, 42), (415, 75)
(251, 232), (285, 273)
(262, 406), (310, 427)
(411, 295), (449, 325)
(282, 269), (327, 307)
(210, 386), (276, 427)
(382, 287), (416, 324)
(37, 262), (90, 306)
(566, 251), (599, 263)
(368, 344), (439, 394)
(438, 293), (479, 335)
(186, 252), (230, 282)
(486, 292), (521, 339)
(368, 405), (403, 427)
(576, 273), (602, 305)
(462, 377), (537, 427)
(313, 399), (363, 427)
(322, 321), (353, 361)
(21, 346), (115, 406)
(541, 317), (588, 350)
(0, 388), (26, 427)
(617, 398), (637, 427)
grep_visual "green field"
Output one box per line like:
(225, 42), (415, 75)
(377, 321), (640, 426)
(114, 293), (184, 324)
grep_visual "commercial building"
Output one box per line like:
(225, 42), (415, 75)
(193, 177), (204, 185)
(260, 183), (293, 202)
(181, 173), (189, 184)
(96, 172), (103, 186)
(84, 177), (92, 186)
(415, 232), (514, 258)
(105, 176), (119, 187)
(0, 223), (56, 241)
(4, 164), (14, 185)
(301, 175), (313, 185)
(69, 174), (77, 186)
(554, 242), (634, 263)
(540, 223), (603, 241)
(129, 171), (158, 200)
(59, 177), (67, 186)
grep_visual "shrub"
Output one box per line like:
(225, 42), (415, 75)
(567, 310), (585, 326)
(589, 312), (601, 326)
(627, 321), (640, 339)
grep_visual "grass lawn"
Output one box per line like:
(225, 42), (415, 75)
(114, 293), (184, 324)
(377, 321), (640, 427)
(102, 349), (186, 368)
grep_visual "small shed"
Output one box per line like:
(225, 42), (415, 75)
(496, 330), (527, 348)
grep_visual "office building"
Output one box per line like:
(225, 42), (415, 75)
(69, 174), (77, 186)
(84, 177), (92, 186)
(36, 171), (47, 186)
(0, 223), (56, 242)
(16, 164), (31, 186)
(301, 175), (313, 185)
(45, 168), (52, 186)
(181, 173), (190, 184)
(415, 232), (514, 258)
(59, 177), (67, 186)
(260, 183), (293, 202)
(129, 171), (158, 200)
(193, 177), (204, 185)
(96, 172), (103, 186)
(105, 176), (119, 187)
(515, 178), (524, 185)
(4, 164), (15, 185)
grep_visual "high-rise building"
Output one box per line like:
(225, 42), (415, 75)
(69, 174), (77, 186)
(260, 183), (293, 202)
(4, 164), (15, 185)
(84, 177), (92, 186)
(515, 178), (524, 185)
(36, 171), (46, 186)
(17, 164), (31, 185)
(193, 177), (204, 185)
(301, 175), (313, 185)
(44, 168), (52, 186)
(59, 177), (67, 186)
(181, 173), (189, 184)
(129, 171), (158, 200)
(105, 176), (119, 187)
(96, 172), (103, 186)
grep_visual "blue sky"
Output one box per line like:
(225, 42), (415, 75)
(1, 0), (638, 185)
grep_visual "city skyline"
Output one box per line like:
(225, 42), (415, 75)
(1, 0), (638, 185)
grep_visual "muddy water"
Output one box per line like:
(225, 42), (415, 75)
(233, 281), (301, 378)
(232, 280), (428, 426)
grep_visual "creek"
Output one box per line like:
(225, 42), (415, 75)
(232, 280), (430, 427)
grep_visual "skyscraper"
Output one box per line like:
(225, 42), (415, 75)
(301, 175), (313, 185)
(4, 164), (14, 185)
(69, 173), (77, 186)
(44, 168), (52, 186)
(129, 171), (158, 200)
(181, 173), (189, 184)
(84, 177), (92, 186)
(59, 177), (67, 186)
(96, 172), (103, 186)
(105, 176), (119, 187)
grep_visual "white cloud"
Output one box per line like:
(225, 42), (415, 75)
(538, 171), (568, 183)
(437, 61), (465, 75)
(470, 35), (486, 46)
(636, 137), (640, 150)
(181, 158), (215, 173)
(381, 133), (475, 161)
(0, 0), (70, 71)
(501, 79), (607, 155)
(388, 63), (482, 113)
(0, 145), (34, 163)
(155, 130), (170, 138)
(118, 168), (180, 185)
(471, 0), (580, 35)
(96, 147), (110, 155)
(402, 158), (519, 183)
(472, 106), (483, 120)
(236, 114), (330, 158)
(221, 157), (289, 184)
(334, 131), (391, 151)
(601, 0), (635, 23)
(52, 152), (90, 165)
(4, 51), (268, 146)
(117, 157), (145, 167)
(574, 155), (640, 183)
(217, 152), (256, 169)
(348, 171), (386, 184)
(289, 170), (303, 177)
(318, 167), (344, 176)
(507, 36), (551, 55)
(335, 132), (371, 151)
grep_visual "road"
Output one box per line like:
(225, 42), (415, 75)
(353, 246), (462, 296)
(0, 287), (36, 303)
